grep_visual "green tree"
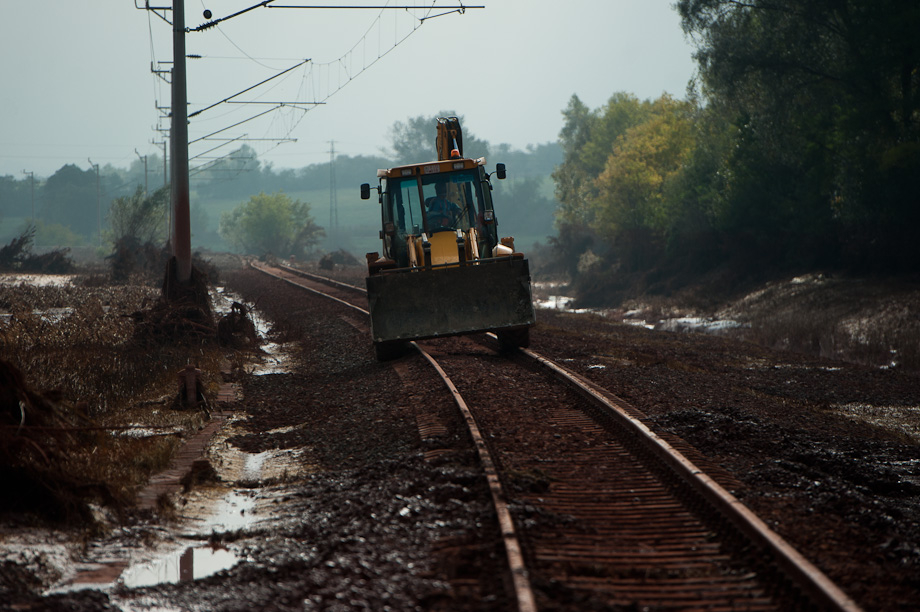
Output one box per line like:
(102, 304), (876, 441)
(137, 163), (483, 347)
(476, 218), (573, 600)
(553, 93), (655, 228)
(593, 96), (697, 268)
(596, 97), (695, 233)
(107, 185), (169, 249)
(0, 175), (33, 220)
(43, 164), (97, 238)
(678, 0), (920, 267)
(552, 95), (597, 228)
(31, 220), (85, 248)
(219, 191), (324, 258)
(387, 113), (490, 164)
(498, 176), (557, 239)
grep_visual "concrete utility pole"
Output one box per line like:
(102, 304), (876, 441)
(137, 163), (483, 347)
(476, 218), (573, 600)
(135, 149), (148, 195)
(171, 0), (192, 283)
(158, 139), (168, 187)
(153, 139), (170, 239)
(22, 170), (34, 219)
(88, 158), (100, 244)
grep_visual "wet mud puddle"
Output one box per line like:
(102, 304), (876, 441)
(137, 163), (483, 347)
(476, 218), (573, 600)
(47, 430), (311, 596)
(48, 453), (265, 595)
(214, 286), (298, 375)
(41, 291), (312, 598)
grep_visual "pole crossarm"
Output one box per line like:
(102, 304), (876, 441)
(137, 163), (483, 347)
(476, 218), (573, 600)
(136, 1), (173, 25)
(189, 0), (277, 32)
(267, 4), (483, 9)
(419, 6), (479, 21)
(189, 2), (482, 31)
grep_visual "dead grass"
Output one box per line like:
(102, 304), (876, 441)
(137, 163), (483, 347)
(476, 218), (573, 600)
(549, 269), (920, 374)
(0, 275), (234, 525)
(723, 274), (920, 372)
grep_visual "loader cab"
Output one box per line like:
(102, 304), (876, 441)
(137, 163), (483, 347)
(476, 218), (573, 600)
(367, 159), (501, 269)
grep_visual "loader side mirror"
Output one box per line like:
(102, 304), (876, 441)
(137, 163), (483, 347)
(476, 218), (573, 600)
(360, 183), (371, 200)
(495, 163), (506, 180)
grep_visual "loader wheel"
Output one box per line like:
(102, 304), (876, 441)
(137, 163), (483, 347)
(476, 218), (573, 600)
(374, 340), (407, 361)
(497, 328), (530, 351)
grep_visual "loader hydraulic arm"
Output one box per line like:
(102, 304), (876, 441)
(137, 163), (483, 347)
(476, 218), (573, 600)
(436, 116), (463, 160)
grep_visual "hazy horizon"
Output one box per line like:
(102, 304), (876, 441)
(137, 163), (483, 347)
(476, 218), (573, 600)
(1, 1), (697, 178)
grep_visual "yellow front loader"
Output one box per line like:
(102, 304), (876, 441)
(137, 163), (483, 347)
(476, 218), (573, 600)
(360, 117), (536, 360)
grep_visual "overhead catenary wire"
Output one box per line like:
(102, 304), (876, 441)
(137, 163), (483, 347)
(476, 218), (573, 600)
(250, 1), (450, 160)
(141, 2), (479, 170)
(187, 59), (311, 118)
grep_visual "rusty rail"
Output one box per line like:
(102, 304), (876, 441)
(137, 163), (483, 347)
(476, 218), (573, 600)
(251, 262), (862, 611)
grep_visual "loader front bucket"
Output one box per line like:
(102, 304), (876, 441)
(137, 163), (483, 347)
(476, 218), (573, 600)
(366, 257), (535, 347)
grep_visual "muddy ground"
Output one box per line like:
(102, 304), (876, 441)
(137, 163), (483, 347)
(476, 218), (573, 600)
(1, 264), (919, 610)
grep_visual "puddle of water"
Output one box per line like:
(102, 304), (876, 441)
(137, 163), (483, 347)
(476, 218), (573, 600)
(200, 490), (259, 533)
(535, 295), (575, 309)
(833, 403), (920, 443)
(251, 341), (298, 375)
(119, 545), (238, 588)
(624, 319), (655, 330)
(113, 425), (183, 439)
(244, 451), (268, 481)
(655, 316), (748, 334)
(535, 289), (747, 336)
(0, 273), (76, 287)
(213, 286), (297, 375)
(104, 454), (272, 590)
(0, 307), (75, 324)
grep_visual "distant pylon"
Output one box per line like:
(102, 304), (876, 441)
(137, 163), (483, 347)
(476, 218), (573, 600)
(329, 140), (339, 234)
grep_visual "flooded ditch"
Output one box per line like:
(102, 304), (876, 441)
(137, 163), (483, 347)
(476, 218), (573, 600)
(1, 281), (313, 604)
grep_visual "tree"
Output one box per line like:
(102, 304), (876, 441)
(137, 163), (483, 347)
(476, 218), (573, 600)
(43, 164), (97, 238)
(553, 93), (655, 228)
(31, 220), (85, 248)
(0, 175), (32, 219)
(219, 191), (324, 258)
(593, 96), (697, 268)
(678, 0), (920, 268)
(552, 95), (597, 228)
(107, 185), (169, 249)
(498, 176), (557, 239)
(387, 113), (490, 164)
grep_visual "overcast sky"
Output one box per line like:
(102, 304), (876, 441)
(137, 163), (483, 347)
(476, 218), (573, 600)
(1, 1), (697, 178)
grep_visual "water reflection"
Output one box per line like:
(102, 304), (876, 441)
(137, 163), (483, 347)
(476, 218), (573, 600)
(213, 286), (295, 375)
(120, 546), (238, 588)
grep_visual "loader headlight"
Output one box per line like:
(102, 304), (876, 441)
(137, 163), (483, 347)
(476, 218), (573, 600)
(483, 210), (494, 224)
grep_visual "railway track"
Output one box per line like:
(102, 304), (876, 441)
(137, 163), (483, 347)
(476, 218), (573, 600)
(249, 260), (861, 611)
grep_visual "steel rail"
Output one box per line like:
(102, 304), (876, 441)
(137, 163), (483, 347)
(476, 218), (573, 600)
(249, 260), (538, 612)
(251, 260), (367, 314)
(251, 262), (862, 611)
(414, 347), (537, 612)
(512, 343), (862, 612)
(277, 261), (368, 294)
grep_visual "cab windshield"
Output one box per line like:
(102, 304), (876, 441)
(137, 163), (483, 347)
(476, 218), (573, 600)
(387, 169), (485, 235)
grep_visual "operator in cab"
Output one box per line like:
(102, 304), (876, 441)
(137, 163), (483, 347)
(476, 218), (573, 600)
(425, 180), (461, 230)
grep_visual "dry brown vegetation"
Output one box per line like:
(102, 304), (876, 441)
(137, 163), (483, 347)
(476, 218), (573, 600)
(560, 270), (920, 375)
(0, 277), (228, 525)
